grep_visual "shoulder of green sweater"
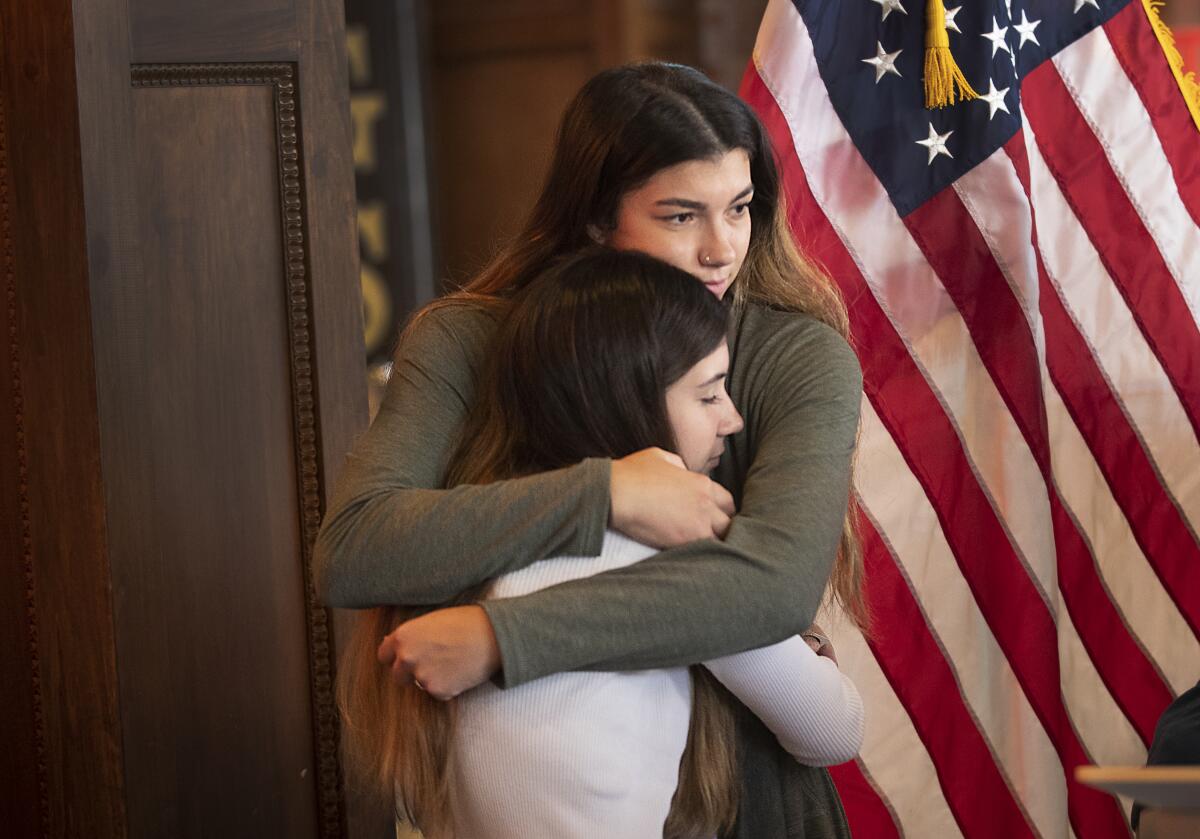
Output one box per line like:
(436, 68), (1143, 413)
(734, 302), (862, 389)
(400, 297), (503, 354)
(383, 299), (504, 407)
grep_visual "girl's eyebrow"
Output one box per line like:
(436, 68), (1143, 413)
(655, 198), (706, 210)
(729, 184), (754, 204)
(696, 372), (728, 388)
(654, 184), (755, 212)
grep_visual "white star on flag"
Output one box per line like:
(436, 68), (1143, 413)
(1015, 11), (1042, 48)
(944, 5), (962, 33)
(863, 42), (903, 83)
(977, 80), (1011, 120)
(982, 17), (1013, 58)
(869, 0), (907, 22)
(1074, 0), (1100, 12)
(916, 123), (954, 164)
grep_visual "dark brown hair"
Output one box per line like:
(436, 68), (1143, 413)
(339, 250), (740, 838)
(448, 249), (728, 482)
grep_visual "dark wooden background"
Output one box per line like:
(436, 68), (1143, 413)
(0, 0), (369, 836)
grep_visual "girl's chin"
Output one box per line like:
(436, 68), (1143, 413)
(684, 454), (722, 474)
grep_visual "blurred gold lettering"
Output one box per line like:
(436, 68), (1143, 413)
(351, 93), (387, 171)
(360, 262), (393, 354)
(357, 201), (388, 262)
(346, 25), (370, 86)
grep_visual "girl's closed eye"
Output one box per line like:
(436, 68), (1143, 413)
(660, 212), (695, 225)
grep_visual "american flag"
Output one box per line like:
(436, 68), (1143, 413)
(740, 0), (1200, 836)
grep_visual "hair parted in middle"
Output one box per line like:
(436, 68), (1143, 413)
(339, 249), (740, 839)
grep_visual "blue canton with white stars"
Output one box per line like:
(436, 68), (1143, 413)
(793, 0), (1131, 215)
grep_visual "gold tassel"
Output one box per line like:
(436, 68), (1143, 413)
(1141, 0), (1200, 133)
(924, 0), (978, 108)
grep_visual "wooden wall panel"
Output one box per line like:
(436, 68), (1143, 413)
(433, 51), (591, 280)
(1, 0), (368, 835)
(428, 1), (615, 284)
(698, 0), (767, 90)
(130, 0), (298, 63)
(94, 76), (318, 839)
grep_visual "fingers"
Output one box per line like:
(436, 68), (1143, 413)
(649, 447), (686, 470)
(801, 629), (837, 663)
(377, 635), (421, 689)
(664, 453), (686, 470)
(408, 670), (451, 700)
(421, 681), (458, 702)
(382, 648), (457, 699)
(376, 635), (398, 666)
(710, 508), (733, 540)
(705, 479), (735, 538)
(375, 609), (497, 701)
(710, 482), (736, 517)
(611, 447), (740, 545)
(403, 665), (459, 701)
(378, 637), (414, 685)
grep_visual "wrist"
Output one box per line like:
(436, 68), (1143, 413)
(475, 604), (513, 691)
(608, 457), (629, 530)
(466, 603), (501, 660)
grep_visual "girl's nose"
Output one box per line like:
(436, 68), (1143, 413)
(699, 224), (737, 268)
(721, 402), (744, 436)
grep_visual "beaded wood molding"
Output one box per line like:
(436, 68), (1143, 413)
(2, 74), (52, 839)
(131, 62), (342, 839)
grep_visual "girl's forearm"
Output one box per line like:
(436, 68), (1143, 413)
(703, 636), (864, 766)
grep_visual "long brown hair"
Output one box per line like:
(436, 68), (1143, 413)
(422, 61), (866, 629)
(340, 250), (741, 837)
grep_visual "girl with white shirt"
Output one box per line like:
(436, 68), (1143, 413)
(337, 249), (863, 839)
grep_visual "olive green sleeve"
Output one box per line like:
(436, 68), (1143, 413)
(482, 311), (862, 688)
(313, 304), (611, 607)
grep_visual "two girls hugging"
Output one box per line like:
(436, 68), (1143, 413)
(316, 62), (869, 839)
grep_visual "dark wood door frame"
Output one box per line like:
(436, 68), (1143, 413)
(0, 0), (380, 836)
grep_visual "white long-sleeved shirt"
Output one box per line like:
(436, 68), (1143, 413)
(449, 531), (864, 839)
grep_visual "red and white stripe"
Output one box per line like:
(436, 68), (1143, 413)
(743, 1), (1200, 836)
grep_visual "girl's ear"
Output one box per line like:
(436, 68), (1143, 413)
(586, 224), (606, 244)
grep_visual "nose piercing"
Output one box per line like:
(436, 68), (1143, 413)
(700, 253), (713, 266)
